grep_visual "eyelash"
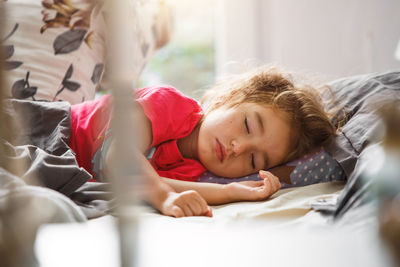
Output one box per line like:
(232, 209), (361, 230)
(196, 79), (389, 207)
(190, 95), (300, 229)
(245, 117), (255, 169)
(244, 117), (250, 133)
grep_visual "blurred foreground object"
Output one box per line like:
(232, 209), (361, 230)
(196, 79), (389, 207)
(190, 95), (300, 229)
(374, 102), (400, 266)
(99, 0), (173, 92)
(0, 2), (88, 267)
(107, 0), (144, 266)
(395, 38), (400, 61)
(362, 101), (400, 265)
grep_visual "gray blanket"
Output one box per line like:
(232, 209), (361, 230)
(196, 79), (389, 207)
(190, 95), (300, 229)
(1, 99), (115, 219)
(314, 70), (400, 217)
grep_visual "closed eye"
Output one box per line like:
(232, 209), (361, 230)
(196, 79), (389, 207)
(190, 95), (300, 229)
(244, 117), (250, 133)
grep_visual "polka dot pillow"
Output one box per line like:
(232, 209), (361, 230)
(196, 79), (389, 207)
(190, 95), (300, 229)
(196, 148), (346, 189)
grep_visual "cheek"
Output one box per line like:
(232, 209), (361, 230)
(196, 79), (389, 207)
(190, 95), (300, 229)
(197, 129), (212, 160)
(210, 157), (250, 178)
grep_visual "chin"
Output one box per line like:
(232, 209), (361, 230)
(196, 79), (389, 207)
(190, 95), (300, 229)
(202, 163), (222, 176)
(207, 167), (235, 178)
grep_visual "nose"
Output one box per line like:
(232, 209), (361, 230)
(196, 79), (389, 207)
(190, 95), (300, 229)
(230, 138), (254, 157)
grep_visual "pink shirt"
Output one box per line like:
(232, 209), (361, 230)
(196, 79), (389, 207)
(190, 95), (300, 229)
(69, 86), (206, 181)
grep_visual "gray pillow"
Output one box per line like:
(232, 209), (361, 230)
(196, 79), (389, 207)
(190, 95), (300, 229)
(324, 70), (400, 178)
(313, 70), (400, 216)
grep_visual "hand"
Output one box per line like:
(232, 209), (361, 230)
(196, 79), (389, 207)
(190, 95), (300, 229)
(226, 170), (281, 202)
(160, 190), (213, 218)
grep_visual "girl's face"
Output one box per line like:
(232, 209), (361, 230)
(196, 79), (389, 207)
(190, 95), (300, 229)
(197, 103), (293, 178)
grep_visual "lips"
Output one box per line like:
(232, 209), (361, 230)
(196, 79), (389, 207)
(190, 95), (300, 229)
(215, 139), (226, 163)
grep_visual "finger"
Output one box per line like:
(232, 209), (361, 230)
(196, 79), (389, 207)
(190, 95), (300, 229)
(184, 190), (210, 216)
(171, 206), (184, 218)
(183, 191), (203, 215)
(268, 172), (282, 192)
(263, 177), (273, 197)
(259, 170), (270, 179)
(259, 170), (276, 179)
(189, 198), (202, 215)
(181, 203), (194, 217)
(205, 207), (213, 217)
(240, 180), (265, 187)
(262, 171), (281, 192)
(272, 176), (282, 192)
(193, 193), (210, 215)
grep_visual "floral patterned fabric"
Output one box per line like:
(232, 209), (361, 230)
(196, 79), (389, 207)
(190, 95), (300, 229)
(1, 0), (106, 104)
(1, 0), (172, 104)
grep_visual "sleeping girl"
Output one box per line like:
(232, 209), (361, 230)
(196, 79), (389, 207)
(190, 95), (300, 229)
(68, 66), (336, 218)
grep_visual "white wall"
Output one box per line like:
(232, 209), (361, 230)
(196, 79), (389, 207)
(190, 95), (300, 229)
(216, 0), (400, 79)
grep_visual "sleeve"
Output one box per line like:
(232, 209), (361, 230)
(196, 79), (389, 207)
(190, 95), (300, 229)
(135, 86), (203, 147)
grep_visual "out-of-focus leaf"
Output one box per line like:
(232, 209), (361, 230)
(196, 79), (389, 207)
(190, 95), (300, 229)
(63, 80), (81, 91)
(53, 29), (87, 55)
(91, 63), (104, 84)
(11, 79), (26, 98)
(25, 87), (38, 97)
(64, 64), (73, 80)
(11, 80), (37, 99)
(4, 45), (14, 59)
(4, 61), (23, 70)
(3, 23), (19, 42)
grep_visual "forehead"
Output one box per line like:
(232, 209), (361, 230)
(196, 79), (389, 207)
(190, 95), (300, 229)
(231, 102), (276, 115)
(214, 102), (288, 123)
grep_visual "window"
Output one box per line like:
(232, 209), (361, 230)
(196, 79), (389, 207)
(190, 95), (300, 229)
(140, 0), (215, 100)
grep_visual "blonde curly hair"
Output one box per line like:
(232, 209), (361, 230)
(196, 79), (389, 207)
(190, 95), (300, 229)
(201, 66), (336, 162)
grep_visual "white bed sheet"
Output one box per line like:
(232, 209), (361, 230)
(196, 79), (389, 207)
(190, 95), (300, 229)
(35, 181), (394, 267)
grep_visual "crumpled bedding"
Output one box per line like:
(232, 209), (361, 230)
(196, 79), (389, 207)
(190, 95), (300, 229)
(0, 99), (114, 219)
(0, 166), (87, 223)
(317, 70), (400, 217)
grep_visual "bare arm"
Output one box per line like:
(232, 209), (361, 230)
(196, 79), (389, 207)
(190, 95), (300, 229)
(105, 105), (212, 217)
(162, 178), (231, 205)
(162, 170), (281, 205)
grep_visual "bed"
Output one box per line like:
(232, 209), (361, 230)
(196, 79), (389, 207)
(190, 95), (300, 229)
(34, 181), (392, 267)
(31, 70), (399, 267)
(1, 1), (400, 267)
